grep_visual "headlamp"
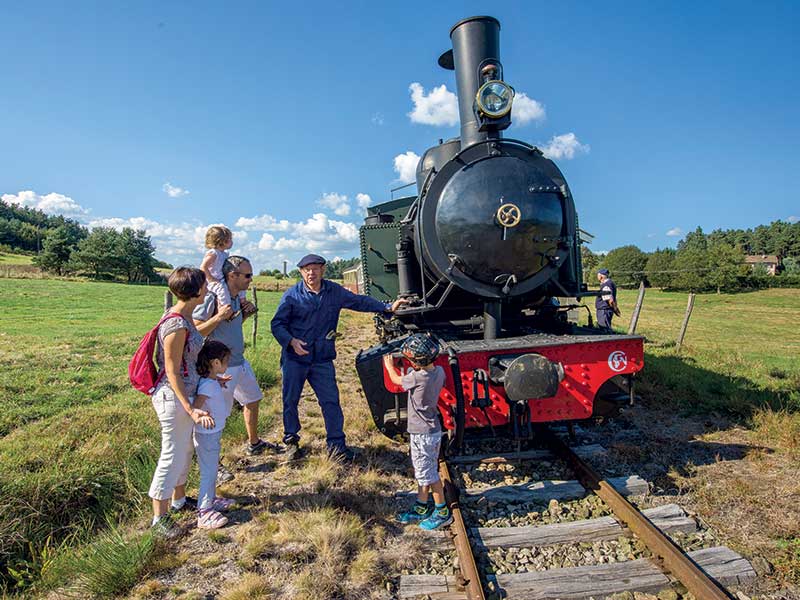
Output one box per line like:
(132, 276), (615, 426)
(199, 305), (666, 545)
(475, 81), (514, 118)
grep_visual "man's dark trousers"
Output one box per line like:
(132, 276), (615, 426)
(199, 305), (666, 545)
(597, 308), (614, 331)
(281, 359), (345, 451)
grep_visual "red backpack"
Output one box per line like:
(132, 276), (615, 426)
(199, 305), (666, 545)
(129, 312), (189, 395)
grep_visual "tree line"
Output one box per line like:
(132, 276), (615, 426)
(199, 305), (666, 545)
(1, 199), (170, 282)
(582, 220), (800, 292)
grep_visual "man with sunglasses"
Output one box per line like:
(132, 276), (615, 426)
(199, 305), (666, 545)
(271, 253), (408, 462)
(194, 256), (278, 473)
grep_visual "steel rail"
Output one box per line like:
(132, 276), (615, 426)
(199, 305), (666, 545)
(440, 460), (485, 600)
(546, 432), (733, 600)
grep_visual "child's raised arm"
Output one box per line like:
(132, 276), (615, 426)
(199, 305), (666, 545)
(383, 353), (404, 386)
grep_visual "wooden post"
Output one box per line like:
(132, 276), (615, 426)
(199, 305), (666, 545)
(251, 287), (259, 348)
(627, 281), (646, 335)
(164, 290), (173, 311)
(676, 293), (696, 351)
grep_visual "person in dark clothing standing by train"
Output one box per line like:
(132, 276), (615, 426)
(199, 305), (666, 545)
(271, 254), (408, 462)
(595, 268), (620, 332)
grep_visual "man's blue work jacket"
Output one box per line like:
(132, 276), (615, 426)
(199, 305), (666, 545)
(270, 279), (391, 365)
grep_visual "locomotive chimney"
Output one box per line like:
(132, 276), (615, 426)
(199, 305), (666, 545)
(445, 16), (502, 148)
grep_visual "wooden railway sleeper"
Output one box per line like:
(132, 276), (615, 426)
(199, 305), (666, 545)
(545, 431), (734, 600)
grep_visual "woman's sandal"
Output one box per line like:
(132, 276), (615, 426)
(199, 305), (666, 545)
(197, 509), (228, 529)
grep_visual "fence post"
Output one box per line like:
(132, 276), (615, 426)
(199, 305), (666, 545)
(251, 287), (259, 348)
(676, 293), (696, 351)
(627, 281), (646, 335)
(164, 290), (173, 311)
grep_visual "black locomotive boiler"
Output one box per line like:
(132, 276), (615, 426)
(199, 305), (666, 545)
(355, 16), (643, 450)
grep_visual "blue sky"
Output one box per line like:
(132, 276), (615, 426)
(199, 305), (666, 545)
(2, 1), (798, 268)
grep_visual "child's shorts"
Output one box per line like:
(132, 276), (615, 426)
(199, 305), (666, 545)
(410, 431), (443, 486)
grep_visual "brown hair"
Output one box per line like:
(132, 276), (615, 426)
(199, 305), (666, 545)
(196, 340), (231, 377)
(205, 225), (233, 249)
(168, 267), (206, 301)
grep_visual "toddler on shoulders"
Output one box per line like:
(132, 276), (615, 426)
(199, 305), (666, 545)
(201, 225), (246, 308)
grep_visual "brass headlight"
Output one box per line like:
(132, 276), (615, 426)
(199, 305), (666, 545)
(475, 80), (514, 118)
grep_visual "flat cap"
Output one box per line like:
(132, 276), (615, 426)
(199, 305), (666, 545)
(297, 254), (327, 268)
(597, 268), (610, 276)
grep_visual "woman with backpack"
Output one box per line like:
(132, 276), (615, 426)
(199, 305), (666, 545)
(148, 267), (216, 538)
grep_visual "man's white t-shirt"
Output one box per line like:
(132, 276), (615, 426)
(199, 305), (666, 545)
(195, 376), (229, 434)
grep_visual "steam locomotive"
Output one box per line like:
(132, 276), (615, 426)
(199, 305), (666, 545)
(355, 16), (643, 451)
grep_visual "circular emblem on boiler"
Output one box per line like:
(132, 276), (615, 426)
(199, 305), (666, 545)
(496, 203), (522, 228)
(608, 350), (628, 372)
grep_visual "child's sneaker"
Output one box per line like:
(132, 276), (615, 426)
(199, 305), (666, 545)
(419, 506), (453, 531)
(396, 501), (433, 524)
(197, 509), (228, 529)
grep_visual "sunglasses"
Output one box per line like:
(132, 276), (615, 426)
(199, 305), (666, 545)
(235, 272), (253, 279)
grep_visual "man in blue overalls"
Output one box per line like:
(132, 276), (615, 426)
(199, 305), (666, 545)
(595, 268), (619, 332)
(271, 254), (407, 461)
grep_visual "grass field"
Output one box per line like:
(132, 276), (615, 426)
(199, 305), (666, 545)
(0, 252), (33, 265)
(0, 279), (283, 593)
(0, 279), (797, 595)
(603, 288), (800, 417)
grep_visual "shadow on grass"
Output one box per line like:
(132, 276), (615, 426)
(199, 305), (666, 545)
(641, 351), (799, 419)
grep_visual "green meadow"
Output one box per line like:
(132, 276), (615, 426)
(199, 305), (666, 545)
(606, 288), (800, 416)
(0, 279), (282, 592)
(0, 279), (797, 593)
(0, 252), (33, 266)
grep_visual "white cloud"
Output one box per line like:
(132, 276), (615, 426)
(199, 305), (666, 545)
(393, 151), (420, 184)
(318, 192), (351, 216)
(666, 227), (683, 237)
(257, 233), (275, 250)
(2, 190), (88, 216)
(512, 92), (546, 125)
(162, 182), (189, 198)
(235, 214), (291, 231)
(788, 215), (799, 224)
(371, 112), (385, 126)
(408, 82), (459, 126)
(273, 237), (306, 251)
(84, 197), (369, 272)
(356, 193), (371, 213)
(539, 133), (590, 160)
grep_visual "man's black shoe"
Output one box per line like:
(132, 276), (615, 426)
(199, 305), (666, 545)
(327, 446), (357, 463)
(246, 438), (281, 456)
(284, 442), (306, 462)
(217, 464), (235, 485)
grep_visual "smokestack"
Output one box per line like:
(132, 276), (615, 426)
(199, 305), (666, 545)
(448, 16), (501, 148)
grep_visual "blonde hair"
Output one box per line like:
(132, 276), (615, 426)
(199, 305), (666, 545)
(205, 225), (232, 249)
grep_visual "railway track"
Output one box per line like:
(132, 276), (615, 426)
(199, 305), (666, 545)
(397, 431), (756, 600)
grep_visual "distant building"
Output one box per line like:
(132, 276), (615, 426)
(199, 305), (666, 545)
(744, 254), (781, 275)
(342, 262), (364, 293)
